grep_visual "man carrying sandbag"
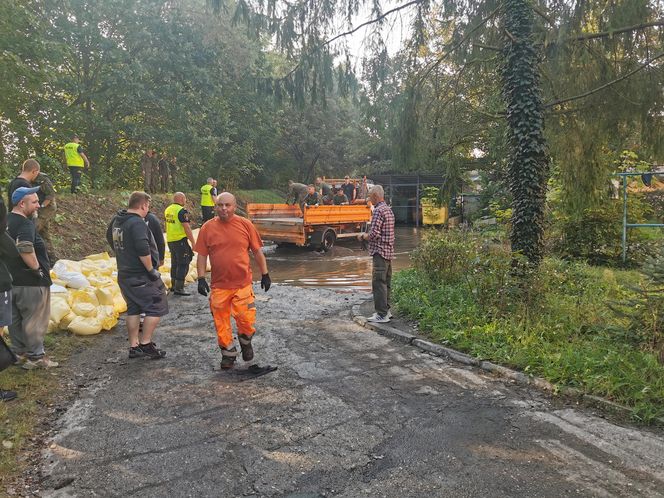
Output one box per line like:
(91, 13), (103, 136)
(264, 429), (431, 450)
(106, 191), (168, 359)
(6, 187), (58, 369)
(165, 192), (196, 296)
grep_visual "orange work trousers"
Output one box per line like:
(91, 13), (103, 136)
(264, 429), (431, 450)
(209, 284), (256, 349)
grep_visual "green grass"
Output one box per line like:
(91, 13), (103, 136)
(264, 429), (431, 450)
(236, 189), (284, 204)
(393, 260), (664, 424)
(0, 331), (89, 484)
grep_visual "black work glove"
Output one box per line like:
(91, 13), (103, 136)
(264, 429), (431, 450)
(198, 277), (210, 296)
(147, 268), (161, 281)
(260, 273), (271, 292)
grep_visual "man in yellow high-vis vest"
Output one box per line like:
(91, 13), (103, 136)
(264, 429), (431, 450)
(200, 178), (216, 223)
(164, 192), (196, 296)
(63, 135), (90, 194)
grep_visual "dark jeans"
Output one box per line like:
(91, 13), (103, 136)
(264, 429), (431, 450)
(201, 206), (214, 223)
(168, 239), (193, 281)
(69, 166), (83, 193)
(372, 254), (392, 317)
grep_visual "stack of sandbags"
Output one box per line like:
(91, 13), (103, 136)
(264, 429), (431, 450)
(49, 252), (122, 335)
(48, 235), (210, 336)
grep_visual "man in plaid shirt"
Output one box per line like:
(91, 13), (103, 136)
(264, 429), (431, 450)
(358, 185), (395, 323)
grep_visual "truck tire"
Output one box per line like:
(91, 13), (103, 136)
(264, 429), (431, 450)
(320, 229), (336, 251)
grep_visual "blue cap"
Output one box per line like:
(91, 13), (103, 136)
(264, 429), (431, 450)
(11, 186), (41, 205)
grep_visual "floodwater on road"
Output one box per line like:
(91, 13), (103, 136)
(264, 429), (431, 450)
(252, 226), (424, 292)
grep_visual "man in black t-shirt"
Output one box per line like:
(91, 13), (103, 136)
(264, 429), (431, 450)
(7, 159), (41, 210)
(6, 187), (58, 370)
(342, 176), (356, 203)
(106, 191), (168, 360)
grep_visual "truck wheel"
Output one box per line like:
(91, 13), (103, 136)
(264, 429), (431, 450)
(320, 229), (336, 252)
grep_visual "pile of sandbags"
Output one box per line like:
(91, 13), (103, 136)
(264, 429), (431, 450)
(47, 229), (207, 336)
(49, 252), (125, 336)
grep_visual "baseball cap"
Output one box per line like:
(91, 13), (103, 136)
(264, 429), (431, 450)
(11, 186), (41, 205)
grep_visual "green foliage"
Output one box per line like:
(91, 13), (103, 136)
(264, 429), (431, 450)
(395, 230), (664, 422)
(550, 195), (659, 265)
(611, 247), (664, 361)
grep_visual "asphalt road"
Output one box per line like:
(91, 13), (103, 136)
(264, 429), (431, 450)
(41, 286), (664, 497)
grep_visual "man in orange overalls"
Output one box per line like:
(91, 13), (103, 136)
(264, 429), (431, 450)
(195, 192), (271, 369)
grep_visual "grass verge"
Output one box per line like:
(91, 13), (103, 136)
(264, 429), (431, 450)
(393, 231), (664, 424)
(0, 331), (89, 486)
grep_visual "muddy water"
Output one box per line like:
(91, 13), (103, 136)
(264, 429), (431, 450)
(252, 227), (423, 292)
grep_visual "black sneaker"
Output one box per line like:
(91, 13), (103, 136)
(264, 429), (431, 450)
(0, 390), (17, 402)
(129, 346), (145, 359)
(139, 342), (166, 359)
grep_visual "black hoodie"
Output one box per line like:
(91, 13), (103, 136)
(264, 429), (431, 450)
(106, 210), (158, 278)
(0, 198), (20, 292)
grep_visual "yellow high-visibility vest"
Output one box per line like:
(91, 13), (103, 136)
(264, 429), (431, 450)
(64, 142), (84, 167)
(164, 203), (187, 242)
(200, 184), (215, 207)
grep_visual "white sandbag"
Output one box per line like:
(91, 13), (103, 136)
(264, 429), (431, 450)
(52, 259), (81, 275)
(58, 271), (90, 289)
(50, 284), (67, 294)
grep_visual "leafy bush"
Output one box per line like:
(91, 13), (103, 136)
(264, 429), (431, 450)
(551, 197), (658, 265)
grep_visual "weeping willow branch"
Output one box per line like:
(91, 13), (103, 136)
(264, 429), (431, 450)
(545, 51), (664, 108)
(416, 6), (501, 87)
(569, 20), (664, 42)
(280, 0), (426, 81)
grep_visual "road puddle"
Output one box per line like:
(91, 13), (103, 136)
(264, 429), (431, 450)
(252, 227), (424, 291)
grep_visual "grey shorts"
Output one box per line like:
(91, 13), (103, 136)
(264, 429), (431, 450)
(0, 290), (11, 327)
(118, 275), (169, 317)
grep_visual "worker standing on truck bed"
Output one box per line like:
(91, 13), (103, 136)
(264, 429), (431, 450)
(195, 192), (271, 369)
(286, 180), (308, 215)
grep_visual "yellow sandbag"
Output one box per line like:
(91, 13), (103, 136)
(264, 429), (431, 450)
(85, 252), (110, 261)
(161, 274), (172, 289)
(50, 297), (71, 323)
(113, 294), (127, 314)
(95, 287), (114, 306)
(185, 267), (197, 283)
(68, 289), (99, 307)
(47, 320), (58, 334)
(59, 311), (77, 329)
(79, 259), (99, 276)
(99, 305), (119, 331)
(72, 302), (97, 318)
(88, 275), (114, 288)
(68, 316), (102, 336)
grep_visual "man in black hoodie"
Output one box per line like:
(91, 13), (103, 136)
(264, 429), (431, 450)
(106, 191), (168, 359)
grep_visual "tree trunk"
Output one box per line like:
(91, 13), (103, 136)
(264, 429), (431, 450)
(500, 0), (550, 265)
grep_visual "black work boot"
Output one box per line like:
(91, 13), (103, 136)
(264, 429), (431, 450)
(173, 279), (190, 296)
(238, 334), (254, 362)
(220, 346), (238, 369)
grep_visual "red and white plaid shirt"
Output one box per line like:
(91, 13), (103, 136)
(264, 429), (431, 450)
(368, 201), (395, 260)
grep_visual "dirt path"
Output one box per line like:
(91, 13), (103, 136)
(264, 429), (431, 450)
(39, 286), (663, 497)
